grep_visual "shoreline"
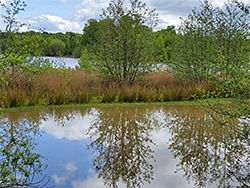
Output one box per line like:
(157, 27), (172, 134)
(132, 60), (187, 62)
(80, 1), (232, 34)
(0, 100), (200, 112)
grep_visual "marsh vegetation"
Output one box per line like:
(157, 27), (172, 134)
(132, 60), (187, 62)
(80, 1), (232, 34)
(0, 0), (250, 187)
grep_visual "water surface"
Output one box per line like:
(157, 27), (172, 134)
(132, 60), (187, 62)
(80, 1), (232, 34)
(0, 106), (249, 188)
(42, 56), (79, 68)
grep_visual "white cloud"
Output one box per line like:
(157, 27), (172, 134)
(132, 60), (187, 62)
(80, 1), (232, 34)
(51, 162), (79, 186)
(71, 168), (105, 188)
(211, 0), (250, 7)
(2, 0), (250, 33)
(73, 0), (198, 30)
(65, 162), (78, 173)
(143, 128), (195, 188)
(0, 0), (7, 31)
(52, 174), (67, 185)
(73, 0), (108, 24)
(25, 14), (82, 33)
(60, 0), (66, 4)
(156, 15), (182, 30)
(1, 0), (9, 4)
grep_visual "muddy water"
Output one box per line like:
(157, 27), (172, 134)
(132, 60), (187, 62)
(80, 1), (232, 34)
(0, 106), (249, 188)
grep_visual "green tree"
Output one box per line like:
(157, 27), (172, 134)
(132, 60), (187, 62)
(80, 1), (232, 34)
(215, 0), (250, 76)
(198, 0), (250, 145)
(0, 0), (46, 87)
(172, 0), (250, 84)
(64, 32), (81, 56)
(154, 26), (177, 65)
(48, 38), (66, 56)
(72, 46), (81, 58)
(0, 32), (46, 86)
(200, 54), (250, 143)
(0, 136), (48, 187)
(80, 0), (158, 84)
(81, 19), (99, 48)
(172, 0), (218, 84)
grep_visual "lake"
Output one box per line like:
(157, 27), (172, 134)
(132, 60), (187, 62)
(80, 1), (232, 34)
(0, 106), (249, 188)
(42, 56), (80, 68)
(40, 57), (169, 71)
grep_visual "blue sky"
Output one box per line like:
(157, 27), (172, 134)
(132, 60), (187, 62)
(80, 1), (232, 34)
(23, 0), (86, 19)
(0, 0), (249, 33)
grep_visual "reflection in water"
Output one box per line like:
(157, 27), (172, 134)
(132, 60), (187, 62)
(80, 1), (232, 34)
(0, 111), (50, 187)
(87, 107), (161, 188)
(1, 106), (249, 188)
(0, 108), (93, 187)
(0, 111), (41, 146)
(165, 107), (250, 188)
(44, 108), (91, 127)
(0, 108), (91, 146)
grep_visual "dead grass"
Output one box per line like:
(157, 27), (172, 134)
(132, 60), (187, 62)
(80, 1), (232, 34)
(0, 70), (214, 108)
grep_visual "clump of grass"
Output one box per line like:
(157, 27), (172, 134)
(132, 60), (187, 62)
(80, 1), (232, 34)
(0, 69), (214, 108)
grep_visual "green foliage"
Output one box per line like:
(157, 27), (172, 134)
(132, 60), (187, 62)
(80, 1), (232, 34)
(0, 31), (82, 58)
(81, 0), (158, 84)
(190, 0), (250, 145)
(154, 26), (177, 65)
(0, 1), (47, 87)
(48, 39), (66, 56)
(64, 32), (79, 56)
(199, 55), (250, 142)
(81, 19), (99, 48)
(172, 0), (250, 84)
(77, 48), (93, 72)
(72, 46), (82, 58)
(0, 32), (47, 85)
(172, 0), (218, 84)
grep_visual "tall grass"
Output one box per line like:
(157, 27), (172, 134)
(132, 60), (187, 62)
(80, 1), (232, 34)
(0, 70), (214, 108)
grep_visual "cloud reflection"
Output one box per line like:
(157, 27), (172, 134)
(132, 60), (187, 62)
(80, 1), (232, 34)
(40, 109), (93, 141)
(2, 106), (248, 187)
(40, 118), (90, 140)
(72, 169), (105, 188)
(65, 162), (78, 173)
(52, 174), (67, 185)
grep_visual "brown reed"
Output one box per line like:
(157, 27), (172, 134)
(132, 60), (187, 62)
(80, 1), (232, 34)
(0, 70), (214, 108)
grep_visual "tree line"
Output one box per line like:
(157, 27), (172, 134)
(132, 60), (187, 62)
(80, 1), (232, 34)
(0, 30), (82, 57)
(0, 22), (176, 60)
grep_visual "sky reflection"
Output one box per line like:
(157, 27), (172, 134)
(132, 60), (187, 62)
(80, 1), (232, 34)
(1, 106), (248, 188)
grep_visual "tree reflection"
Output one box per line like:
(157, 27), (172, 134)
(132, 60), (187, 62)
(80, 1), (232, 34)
(0, 111), (45, 150)
(87, 107), (160, 188)
(165, 106), (250, 187)
(0, 108), (92, 187)
(0, 111), (50, 187)
(0, 108), (91, 142)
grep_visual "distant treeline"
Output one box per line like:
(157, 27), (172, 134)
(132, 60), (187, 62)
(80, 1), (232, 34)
(0, 30), (83, 57)
(0, 26), (176, 60)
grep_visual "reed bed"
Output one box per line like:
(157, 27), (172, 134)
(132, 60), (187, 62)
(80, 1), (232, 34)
(0, 70), (214, 108)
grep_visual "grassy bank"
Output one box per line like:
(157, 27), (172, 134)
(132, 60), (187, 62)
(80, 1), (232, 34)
(0, 69), (214, 109)
(1, 100), (201, 112)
